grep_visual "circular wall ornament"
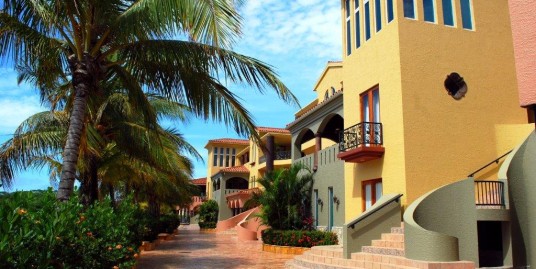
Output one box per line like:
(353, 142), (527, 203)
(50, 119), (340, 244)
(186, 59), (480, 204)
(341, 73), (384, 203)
(444, 72), (468, 100)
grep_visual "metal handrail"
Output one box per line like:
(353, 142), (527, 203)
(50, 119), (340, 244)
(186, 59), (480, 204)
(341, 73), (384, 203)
(467, 150), (512, 177)
(348, 194), (403, 229)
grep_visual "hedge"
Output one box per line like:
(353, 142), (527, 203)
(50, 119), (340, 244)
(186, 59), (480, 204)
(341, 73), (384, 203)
(261, 229), (338, 248)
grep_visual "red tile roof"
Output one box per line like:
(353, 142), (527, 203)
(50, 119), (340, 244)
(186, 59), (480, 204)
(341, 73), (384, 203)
(207, 138), (249, 145)
(220, 166), (249, 173)
(256, 126), (290, 134)
(191, 178), (207, 185)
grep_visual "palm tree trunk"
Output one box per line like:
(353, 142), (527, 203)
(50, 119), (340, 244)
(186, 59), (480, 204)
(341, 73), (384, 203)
(56, 54), (93, 201)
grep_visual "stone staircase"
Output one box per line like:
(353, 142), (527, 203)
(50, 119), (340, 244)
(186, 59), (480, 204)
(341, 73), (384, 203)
(286, 224), (474, 269)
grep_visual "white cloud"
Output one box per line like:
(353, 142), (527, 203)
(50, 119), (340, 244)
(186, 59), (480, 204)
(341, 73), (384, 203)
(238, 1), (341, 59)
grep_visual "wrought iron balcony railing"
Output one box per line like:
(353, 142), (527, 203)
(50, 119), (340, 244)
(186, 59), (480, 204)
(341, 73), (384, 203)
(339, 122), (383, 152)
(259, 150), (291, 164)
(275, 150), (291, 160)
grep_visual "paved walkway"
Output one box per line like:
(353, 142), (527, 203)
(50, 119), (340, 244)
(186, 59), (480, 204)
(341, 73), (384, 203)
(137, 225), (295, 269)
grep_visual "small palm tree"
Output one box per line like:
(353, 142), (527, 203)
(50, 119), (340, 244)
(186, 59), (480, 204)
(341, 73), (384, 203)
(254, 163), (314, 230)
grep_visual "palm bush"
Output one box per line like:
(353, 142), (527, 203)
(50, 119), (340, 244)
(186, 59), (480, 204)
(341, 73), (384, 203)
(255, 164), (314, 230)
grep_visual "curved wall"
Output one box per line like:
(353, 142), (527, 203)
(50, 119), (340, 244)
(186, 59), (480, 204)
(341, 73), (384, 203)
(404, 179), (478, 264)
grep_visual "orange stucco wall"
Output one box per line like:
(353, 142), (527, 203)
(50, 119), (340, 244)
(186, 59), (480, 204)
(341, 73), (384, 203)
(508, 0), (536, 107)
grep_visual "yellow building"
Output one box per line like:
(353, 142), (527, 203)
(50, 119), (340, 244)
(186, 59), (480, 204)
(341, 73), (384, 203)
(287, 0), (533, 266)
(205, 127), (292, 220)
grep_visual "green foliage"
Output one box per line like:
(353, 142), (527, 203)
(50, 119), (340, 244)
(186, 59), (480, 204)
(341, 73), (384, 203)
(261, 229), (338, 248)
(198, 200), (218, 229)
(255, 163), (314, 230)
(0, 190), (142, 268)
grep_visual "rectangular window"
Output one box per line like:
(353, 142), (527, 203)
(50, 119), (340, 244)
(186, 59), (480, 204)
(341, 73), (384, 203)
(403, 0), (415, 19)
(423, 0), (436, 22)
(354, 0), (361, 48)
(225, 148), (230, 167)
(375, 0), (382, 32)
(313, 189), (319, 227)
(460, 0), (473, 30)
(362, 179), (383, 211)
(442, 0), (455, 26)
(231, 149), (236, 167)
(364, 0), (371, 40)
(219, 147), (224, 167)
(328, 187), (334, 231)
(346, 0), (352, 55)
(213, 147), (218, 166)
(386, 0), (394, 22)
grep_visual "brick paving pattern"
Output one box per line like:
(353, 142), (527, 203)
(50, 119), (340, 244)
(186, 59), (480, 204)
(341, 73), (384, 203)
(137, 224), (295, 269)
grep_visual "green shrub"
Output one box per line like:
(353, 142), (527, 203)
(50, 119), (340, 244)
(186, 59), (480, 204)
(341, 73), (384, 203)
(261, 229), (338, 248)
(198, 221), (216, 229)
(0, 190), (142, 269)
(198, 200), (218, 229)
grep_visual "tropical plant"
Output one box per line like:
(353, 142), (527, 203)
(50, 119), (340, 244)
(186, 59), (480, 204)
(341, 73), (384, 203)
(0, 190), (143, 268)
(0, 0), (298, 201)
(254, 163), (314, 230)
(198, 199), (219, 229)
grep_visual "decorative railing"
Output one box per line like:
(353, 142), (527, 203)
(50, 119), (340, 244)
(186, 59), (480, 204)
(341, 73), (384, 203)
(474, 180), (505, 208)
(259, 150), (291, 164)
(275, 150), (291, 160)
(339, 122), (383, 152)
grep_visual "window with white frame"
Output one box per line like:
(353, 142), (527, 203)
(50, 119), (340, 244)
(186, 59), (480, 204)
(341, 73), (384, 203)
(386, 0), (394, 23)
(423, 0), (436, 23)
(364, 0), (371, 40)
(403, 0), (415, 19)
(354, 0), (361, 48)
(442, 0), (455, 26)
(460, 0), (473, 30)
(345, 0), (352, 55)
(375, 0), (382, 32)
(213, 147), (218, 166)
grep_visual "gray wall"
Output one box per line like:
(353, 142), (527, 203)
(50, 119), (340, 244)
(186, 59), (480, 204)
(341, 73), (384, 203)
(507, 130), (536, 267)
(296, 145), (345, 230)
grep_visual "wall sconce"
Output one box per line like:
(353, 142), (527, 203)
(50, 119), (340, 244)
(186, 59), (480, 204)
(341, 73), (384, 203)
(333, 196), (340, 206)
(317, 198), (324, 207)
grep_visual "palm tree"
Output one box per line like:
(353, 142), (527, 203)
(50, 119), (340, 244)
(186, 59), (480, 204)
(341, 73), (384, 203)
(254, 163), (314, 230)
(0, 0), (298, 201)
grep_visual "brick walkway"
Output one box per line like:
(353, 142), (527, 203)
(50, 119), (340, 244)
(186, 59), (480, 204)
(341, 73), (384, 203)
(137, 225), (295, 269)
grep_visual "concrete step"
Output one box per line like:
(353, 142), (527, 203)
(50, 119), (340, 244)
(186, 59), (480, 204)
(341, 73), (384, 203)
(391, 227), (404, 234)
(292, 254), (359, 269)
(371, 239), (405, 249)
(381, 233), (404, 242)
(361, 246), (405, 257)
(308, 245), (344, 259)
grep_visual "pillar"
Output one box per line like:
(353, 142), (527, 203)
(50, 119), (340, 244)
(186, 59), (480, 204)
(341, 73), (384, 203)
(314, 132), (322, 171)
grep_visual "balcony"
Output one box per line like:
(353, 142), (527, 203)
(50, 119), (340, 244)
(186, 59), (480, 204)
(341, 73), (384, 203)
(337, 122), (385, 163)
(259, 150), (292, 164)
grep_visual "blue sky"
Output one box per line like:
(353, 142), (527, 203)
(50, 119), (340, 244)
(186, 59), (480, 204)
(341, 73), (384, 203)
(0, 0), (342, 191)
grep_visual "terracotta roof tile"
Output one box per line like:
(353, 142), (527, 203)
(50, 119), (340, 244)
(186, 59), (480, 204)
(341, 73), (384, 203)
(207, 138), (249, 145)
(220, 165), (249, 173)
(191, 178), (207, 185)
(256, 127), (290, 134)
